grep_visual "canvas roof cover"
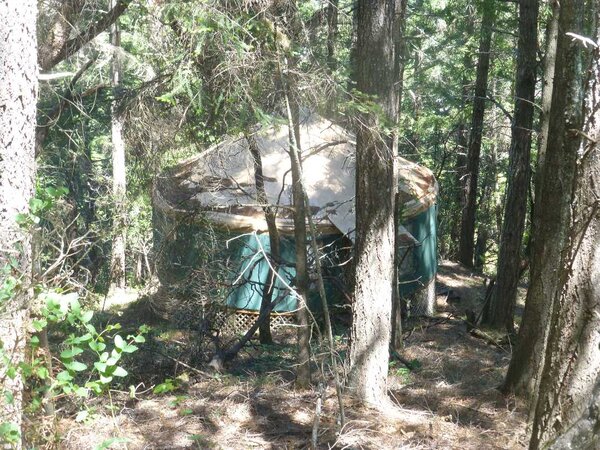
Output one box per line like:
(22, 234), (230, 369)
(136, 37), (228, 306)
(154, 113), (438, 242)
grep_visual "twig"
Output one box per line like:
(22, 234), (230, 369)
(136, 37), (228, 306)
(311, 382), (325, 450)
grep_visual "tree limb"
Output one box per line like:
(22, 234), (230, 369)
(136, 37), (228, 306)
(40, 0), (131, 71)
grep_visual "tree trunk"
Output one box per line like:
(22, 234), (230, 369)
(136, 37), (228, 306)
(349, 0), (397, 406)
(530, 9), (599, 446)
(483, 0), (538, 331)
(458, 0), (495, 267)
(247, 134), (280, 345)
(326, 0), (339, 73)
(109, 1), (127, 292)
(502, 0), (580, 401)
(287, 92), (312, 388)
(0, 1), (37, 446)
(391, 0), (409, 352)
(452, 14), (475, 251)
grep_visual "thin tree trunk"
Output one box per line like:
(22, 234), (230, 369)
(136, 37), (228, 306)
(109, 1), (127, 292)
(0, 1), (37, 446)
(326, 0), (339, 73)
(458, 0), (495, 267)
(349, 0), (397, 406)
(274, 9), (312, 384)
(502, 0), (578, 402)
(391, 0), (409, 352)
(530, 10), (599, 446)
(247, 134), (280, 345)
(453, 14), (475, 250)
(287, 91), (312, 388)
(483, 0), (538, 331)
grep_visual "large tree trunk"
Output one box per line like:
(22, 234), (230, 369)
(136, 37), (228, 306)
(483, 0), (538, 331)
(0, 1), (37, 447)
(109, 1), (127, 292)
(502, 0), (579, 401)
(458, 0), (495, 267)
(530, 9), (600, 446)
(349, 0), (397, 406)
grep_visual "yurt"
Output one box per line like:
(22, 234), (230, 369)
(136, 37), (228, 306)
(152, 113), (438, 330)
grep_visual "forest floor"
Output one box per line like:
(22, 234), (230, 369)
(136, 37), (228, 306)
(46, 261), (529, 450)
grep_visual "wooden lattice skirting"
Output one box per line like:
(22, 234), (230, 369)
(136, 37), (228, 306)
(216, 309), (297, 336)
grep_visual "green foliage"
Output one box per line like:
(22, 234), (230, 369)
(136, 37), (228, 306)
(0, 422), (20, 446)
(95, 437), (131, 450)
(153, 378), (179, 394)
(27, 291), (147, 400)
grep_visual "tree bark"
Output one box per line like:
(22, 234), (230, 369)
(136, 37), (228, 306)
(109, 1), (127, 292)
(502, 0), (581, 401)
(349, 0), (397, 406)
(458, 0), (495, 267)
(0, 1), (37, 447)
(530, 9), (599, 446)
(483, 0), (538, 331)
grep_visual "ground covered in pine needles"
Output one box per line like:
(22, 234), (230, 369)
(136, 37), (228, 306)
(38, 261), (528, 449)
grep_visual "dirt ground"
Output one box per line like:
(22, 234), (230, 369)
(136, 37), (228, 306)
(46, 261), (528, 449)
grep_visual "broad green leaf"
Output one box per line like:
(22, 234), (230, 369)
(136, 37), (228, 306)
(121, 344), (138, 354)
(113, 366), (128, 377)
(80, 311), (93, 323)
(64, 361), (87, 372)
(32, 319), (47, 332)
(94, 362), (108, 373)
(56, 371), (73, 382)
(89, 341), (106, 352)
(114, 335), (125, 350)
(36, 367), (49, 380)
(61, 347), (84, 359)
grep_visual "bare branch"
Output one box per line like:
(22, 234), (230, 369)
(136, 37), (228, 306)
(40, 0), (131, 71)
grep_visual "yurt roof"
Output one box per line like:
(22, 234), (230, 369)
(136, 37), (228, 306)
(153, 113), (438, 241)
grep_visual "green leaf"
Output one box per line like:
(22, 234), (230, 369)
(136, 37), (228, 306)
(0, 422), (20, 444)
(71, 333), (93, 344)
(6, 366), (17, 380)
(112, 366), (128, 377)
(121, 344), (138, 354)
(106, 356), (119, 367)
(80, 310), (93, 323)
(94, 362), (108, 373)
(32, 319), (47, 332)
(89, 341), (106, 352)
(61, 347), (84, 359)
(95, 437), (130, 450)
(3, 391), (14, 405)
(114, 335), (125, 350)
(74, 386), (89, 397)
(56, 371), (73, 382)
(99, 374), (113, 384)
(132, 335), (146, 343)
(64, 361), (87, 372)
(36, 367), (49, 380)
